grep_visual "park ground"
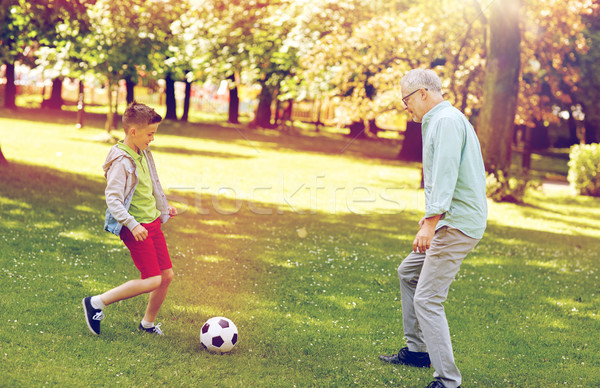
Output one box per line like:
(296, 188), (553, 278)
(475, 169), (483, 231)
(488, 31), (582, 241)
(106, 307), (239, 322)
(0, 108), (599, 387)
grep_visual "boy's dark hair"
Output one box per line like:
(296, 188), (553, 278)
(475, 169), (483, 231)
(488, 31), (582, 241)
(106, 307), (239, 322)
(122, 101), (162, 133)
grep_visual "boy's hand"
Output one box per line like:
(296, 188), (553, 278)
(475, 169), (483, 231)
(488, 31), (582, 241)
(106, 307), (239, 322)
(168, 205), (178, 217)
(132, 225), (148, 241)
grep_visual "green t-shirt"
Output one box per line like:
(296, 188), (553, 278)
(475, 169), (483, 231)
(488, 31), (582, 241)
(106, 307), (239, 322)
(117, 142), (161, 224)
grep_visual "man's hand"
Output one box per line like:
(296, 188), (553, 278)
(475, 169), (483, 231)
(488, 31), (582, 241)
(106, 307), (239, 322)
(168, 205), (178, 217)
(131, 225), (148, 242)
(412, 214), (443, 253)
(413, 223), (435, 253)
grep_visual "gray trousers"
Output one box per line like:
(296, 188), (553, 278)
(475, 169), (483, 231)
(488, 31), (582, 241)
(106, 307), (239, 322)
(398, 227), (480, 388)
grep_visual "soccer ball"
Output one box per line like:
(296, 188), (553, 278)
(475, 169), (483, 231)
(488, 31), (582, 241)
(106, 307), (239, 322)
(200, 317), (238, 353)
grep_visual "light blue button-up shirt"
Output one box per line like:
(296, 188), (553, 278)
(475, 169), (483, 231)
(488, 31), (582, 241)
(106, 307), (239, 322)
(421, 101), (487, 239)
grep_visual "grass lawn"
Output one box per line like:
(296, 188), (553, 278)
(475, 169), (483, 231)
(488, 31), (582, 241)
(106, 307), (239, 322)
(1, 108), (599, 387)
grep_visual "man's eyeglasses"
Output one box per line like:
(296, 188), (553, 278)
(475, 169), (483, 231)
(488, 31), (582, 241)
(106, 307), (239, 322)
(402, 88), (428, 106)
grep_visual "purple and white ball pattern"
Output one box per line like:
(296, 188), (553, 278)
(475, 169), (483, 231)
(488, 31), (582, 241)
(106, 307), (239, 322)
(200, 317), (238, 353)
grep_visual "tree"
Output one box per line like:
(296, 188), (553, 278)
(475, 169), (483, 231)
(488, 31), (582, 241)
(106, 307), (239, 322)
(477, 0), (521, 176)
(397, 122), (422, 162)
(187, 0), (248, 124)
(302, 0), (487, 141)
(0, 146), (8, 165)
(249, 1), (305, 128)
(140, 0), (196, 122)
(1, 0), (31, 109)
(0, 0), (90, 162)
(1, 0), (30, 160)
(1, 0), (91, 110)
(576, 4), (600, 143)
(517, 0), (596, 148)
(194, 0), (307, 128)
(79, 0), (183, 131)
(301, 0), (392, 136)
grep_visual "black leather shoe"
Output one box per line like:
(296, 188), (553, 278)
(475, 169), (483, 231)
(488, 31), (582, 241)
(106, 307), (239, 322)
(426, 381), (444, 388)
(425, 380), (461, 388)
(379, 347), (431, 368)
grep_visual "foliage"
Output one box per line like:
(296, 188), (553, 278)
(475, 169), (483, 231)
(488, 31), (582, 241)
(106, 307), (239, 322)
(519, 0), (597, 128)
(79, 0), (184, 84)
(302, 0), (487, 126)
(192, 0), (303, 96)
(486, 169), (539, 204)
(0, 0), (91, 108)
(575, 4), (600, 143)
(77, 0), (186, 127)
(3, 0), (600, 153)
(568, 143), (600, 196)
(0, 0), (31, 63)
(0, 0), (90, 63)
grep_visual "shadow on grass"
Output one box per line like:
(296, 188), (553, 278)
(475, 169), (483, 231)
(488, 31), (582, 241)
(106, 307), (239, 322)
(150, 144), (257, 160)
(157, 120), (404, 162)
(484, 220), (600, 249)
(0, 106), (108, 130)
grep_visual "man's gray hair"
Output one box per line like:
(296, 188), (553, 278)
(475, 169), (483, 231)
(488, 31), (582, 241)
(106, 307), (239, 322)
(401, 69), (443, 94)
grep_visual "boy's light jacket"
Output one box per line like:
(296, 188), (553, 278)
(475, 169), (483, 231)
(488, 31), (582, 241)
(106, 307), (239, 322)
(102, 145), (169, 236)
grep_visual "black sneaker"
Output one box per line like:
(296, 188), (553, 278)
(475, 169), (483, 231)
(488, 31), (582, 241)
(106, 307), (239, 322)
(82, 297), (104, 335)
(138, 323), (164, 335)
(379, 347), (431, 368)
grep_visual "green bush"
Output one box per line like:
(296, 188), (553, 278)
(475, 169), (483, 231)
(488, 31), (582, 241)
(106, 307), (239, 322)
(486, 169), (539, 203)
(568, 143), (600, 196)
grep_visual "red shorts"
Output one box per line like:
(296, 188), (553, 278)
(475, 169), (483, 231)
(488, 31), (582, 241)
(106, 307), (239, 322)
(120, 218), (172, 279)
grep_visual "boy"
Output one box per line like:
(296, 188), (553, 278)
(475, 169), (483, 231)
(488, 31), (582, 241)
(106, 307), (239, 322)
(83, 101), (177, 336)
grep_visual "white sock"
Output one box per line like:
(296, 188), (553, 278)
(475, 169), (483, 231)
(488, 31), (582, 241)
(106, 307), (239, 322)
(141, 319), (154, 329)
(90, 296), (105, 310)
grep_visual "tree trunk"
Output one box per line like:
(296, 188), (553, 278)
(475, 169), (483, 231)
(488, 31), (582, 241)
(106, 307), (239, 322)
(477, 0), (521, 174)
(105, 80), (115, 133)
(314, 98), (321, 132)
(0, 146), (8, 165)
(112, 83), (120, 129)
(347, 120), (366, 138)
(584, 116), (599, 144)
(181, 78), (191, 122)
(125, 76), (135, 105)
(397, 121), (423, 162)
(4, 61), (17, 109)
(254, 80), (274, 128)
(367, 118), (381, 137)
(521, 125), (532, 171)
(47, 77), (64, 110)
(283, 100), (293, 122)
(227, 73), (240, 124)
(566, 110), (579, 145)
(76, 79), (85, 128)
(530, 121), (549, 150)
(164, 72), (177, 120)
(274, 98), (282, 126)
